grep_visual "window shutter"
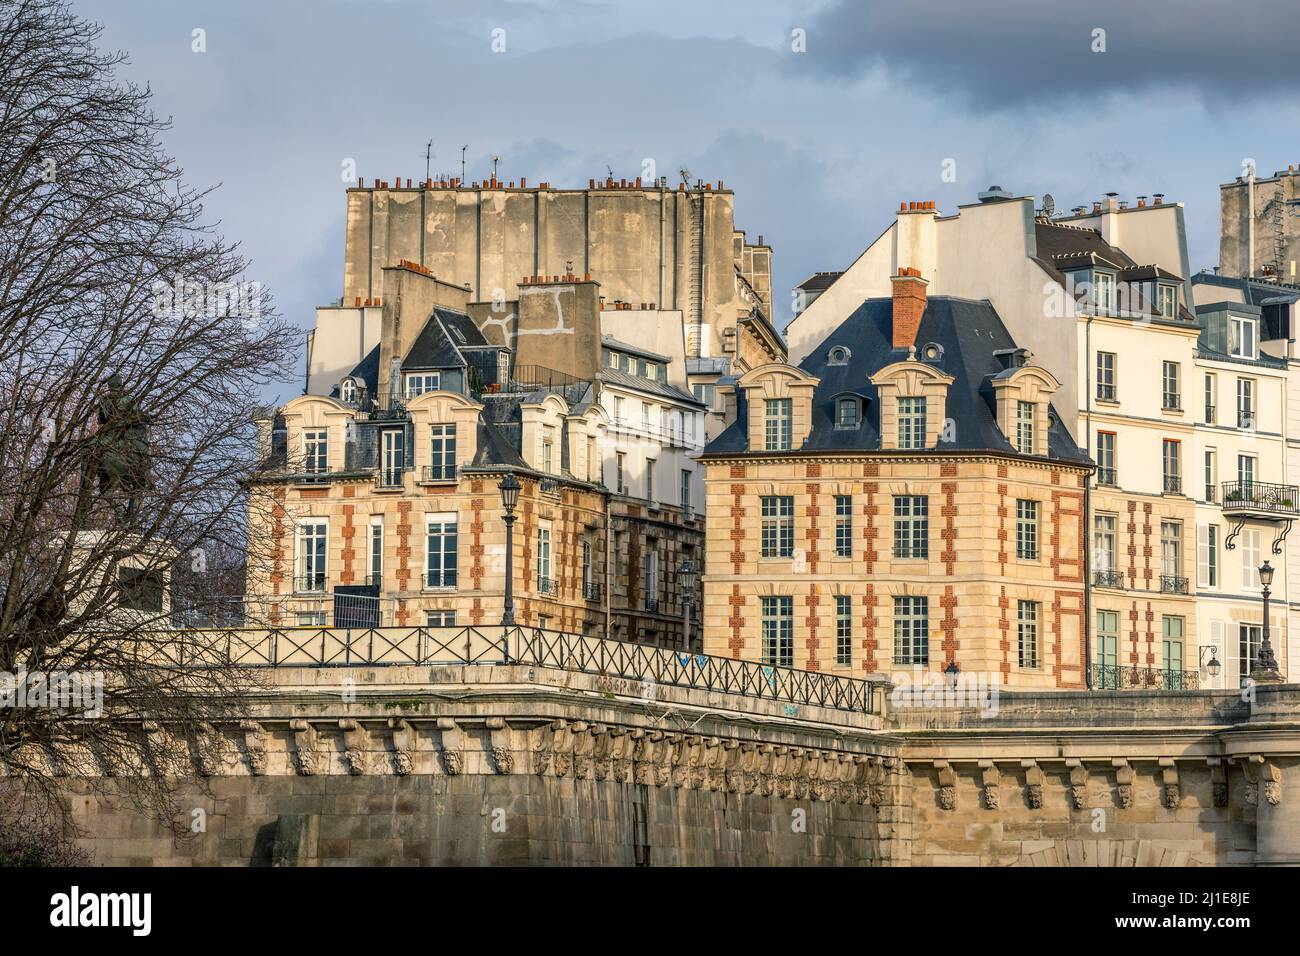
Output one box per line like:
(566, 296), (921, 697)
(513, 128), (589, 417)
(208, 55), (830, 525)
(404, 420), (416, 470)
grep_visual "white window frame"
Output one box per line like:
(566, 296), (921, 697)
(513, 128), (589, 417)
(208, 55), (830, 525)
(425, 512), (458, 589)
(405, 371), (442, 397)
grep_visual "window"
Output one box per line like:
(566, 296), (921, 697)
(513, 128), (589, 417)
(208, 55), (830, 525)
(1243, 529), (1262, 589)
(641, 402), (651, 431)
(1096, 352), (1116, 401)
(643, 548), (658, 611)
(616, 452), (626, 494)
(380, 428), (405, 488)
(428, 424), (456, 480)
(303, 429), (328, 474)
(1096, 431), (1116, 485)
(1162, 439), (1181, 493)
(1229, 315), (1257, 359)
(1240, 623), (1262, 679)
(1015, 401), (1035, 455)
(836, 397), (860, 428)
(764, 398), (793, 450)
(537, 524), (552, 593)
(614, 396), (626, 423)
(340, 379), (357, 404)
(1161, 521), (1182, 583)
(834, 495), (853, 558)
(645, 458), (655, 501)
(645, 361), (658, 381)
(1162, 361), (1180, 410)
(1157, 284), (1176, 319)
(368, 516), (383, 584)
(117, 567), (164, 612)
(1238, 454), (1256, 490)
(1204, 449), (1217, 502)
(828, 346), (851, 365)
(681, 469), (692, 512)
(405, 372), (441, 397)
(542, 438), (554, 474)
(296, 520), (328, 592)
(692, 383), (716, 410)
(1162, 616), (1185, 674)
(1197, 524), (1219, 588)
(897, 397), (926, 450)
(760, 496), (794, 558)
(426, 610), (456, 627)
(425, 515), (458, 588)
(1095, 610), (1119, 686)
(581, 541), (592, 598)
(893, 596), (929, 665)
(1093, 513), (1117, 574)
(587, 436), (597, 482)
(1094, 271), (1115, 314)
(1017, 600), (1040, 669)
(835, 595), (852, 666)
(761, 596), (794, 667)
(1015, 499), (1039, 560)
(893, 495), (929, 559)
(1204, 372), (1216, 424)
(497, 351), (510, 384)
(1237, 378), (1255, 429)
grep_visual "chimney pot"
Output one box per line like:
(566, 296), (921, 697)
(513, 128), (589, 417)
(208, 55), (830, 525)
(891, 268), (928, 350)
(358, 177), (365, 188)
(1153, 193), (1164, 205)
(355, 297), (361, 307)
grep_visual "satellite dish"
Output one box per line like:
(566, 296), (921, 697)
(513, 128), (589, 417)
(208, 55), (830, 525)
(1042, 193), (1056, 217)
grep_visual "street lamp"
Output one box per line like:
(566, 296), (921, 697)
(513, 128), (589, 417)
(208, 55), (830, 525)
(1199, 645), (1222, 679)
(1252, 560), (1282, 682)
(499, 473), (521, 628)
(677, 559), (696, 652)
(944, 659), (960, 692)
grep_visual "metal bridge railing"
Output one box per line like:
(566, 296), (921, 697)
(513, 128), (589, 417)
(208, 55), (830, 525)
(155, 625), (883, 715)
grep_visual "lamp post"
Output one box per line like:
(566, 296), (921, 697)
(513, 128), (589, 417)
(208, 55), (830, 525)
(1199, 645), (1223, 684)
(677, 559), (696, 653)
(499, 473), (521, 628)
(1253, 560), (1283, 683)
(944, 659), (961, 692)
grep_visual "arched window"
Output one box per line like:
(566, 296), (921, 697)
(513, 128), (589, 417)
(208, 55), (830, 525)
(828, 345), (851, 366)
(340, 379), (357, 404)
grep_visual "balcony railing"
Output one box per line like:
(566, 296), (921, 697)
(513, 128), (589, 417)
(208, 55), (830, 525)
(1221, 480), (1300, 516)
(1204, 404), (1216, 425)
(420, 464), (458, 483)
(1163, 475), (1181, 494)
(365, 573), (382, 588)
(1092, 663), (1200, 691)
(1093, 569), (1124, 589)
(539, 477), (561, 496)
(169, 625), (883, 714)
(377, 469), (404, 489)
(1096, 467), (1117, 487)
(583, 581), (601, 602)
(644, 596), (660, 613)
(1239, 410), (1256, 430)
(295, 574), (327, 594)
(537, 576), (555, 595)
(1159, 574), (1189, 595)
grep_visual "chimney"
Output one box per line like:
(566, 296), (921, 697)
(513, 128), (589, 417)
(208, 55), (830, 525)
(891, 267), (928, 350)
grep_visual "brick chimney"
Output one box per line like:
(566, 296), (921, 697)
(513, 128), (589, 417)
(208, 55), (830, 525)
(891, 267), (928, 350)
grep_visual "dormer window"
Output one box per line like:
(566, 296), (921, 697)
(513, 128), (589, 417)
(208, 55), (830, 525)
(828, 345), (851, 366)
(303, 428), (328, 474)
(1093, 271), (1116, 316)
(836, 396), (860, 428)
(898, 397), (926, 450)
(406, 372), (441, 397)
(340, 379), (357, 404)
(1156, 284), (1177, 320)
(1015, 401), (1035, 455)
(1229, 315), (1258, 359)
(922, 342), (944, 362)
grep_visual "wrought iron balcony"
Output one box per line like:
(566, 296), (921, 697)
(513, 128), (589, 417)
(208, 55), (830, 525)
(583, 581), (601, 602)
(1204, 404), (1216, 425)
(295, 574), (327, 594)
(1096, 467), (1117, 487)
(425, 570), (457, 589)
(420, 464), (458, 483)
(1163, 475), (1182, 494)
(376, 470), (404, 490)
(537, 576), (555, 595)
(1221, 480), (1300, 517)
(644, 596), (660, 612)
(1092, 663), (1199, 691)
(1093, 569), (1124, 589)
(539, 477), (561, 496)
(365, 573), (382, 588)
(1159, 574), (1189, 595)
(1238, 410), (1256, 430)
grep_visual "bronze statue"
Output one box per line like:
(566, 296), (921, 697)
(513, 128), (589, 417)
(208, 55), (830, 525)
(89, 373), (152, 520)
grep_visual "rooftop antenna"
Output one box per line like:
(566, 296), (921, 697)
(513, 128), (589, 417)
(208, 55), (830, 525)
(1042, 193), (1055, 218)
(606, 164), (614, 179)
(424, 139), (434, 180)
(679, 167), (691, 186)
(461, 145), (468, 183)
(492, 155), (501, 180)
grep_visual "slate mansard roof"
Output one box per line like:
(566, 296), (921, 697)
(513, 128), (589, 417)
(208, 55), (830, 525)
(703, 295), (1089, 465)
(403, 307), (500, 371)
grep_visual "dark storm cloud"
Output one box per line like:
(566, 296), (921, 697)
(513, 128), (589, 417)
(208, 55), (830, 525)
(798, 0), (1299, 106)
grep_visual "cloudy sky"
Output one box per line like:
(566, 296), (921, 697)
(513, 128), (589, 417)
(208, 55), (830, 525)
(75, 0), (1300, 401)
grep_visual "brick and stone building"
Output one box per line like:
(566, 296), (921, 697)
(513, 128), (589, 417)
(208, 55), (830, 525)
(699, 270), (1093, 689)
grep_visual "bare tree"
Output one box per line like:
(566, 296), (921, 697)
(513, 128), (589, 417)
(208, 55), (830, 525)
(0, 0), (298, 834)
